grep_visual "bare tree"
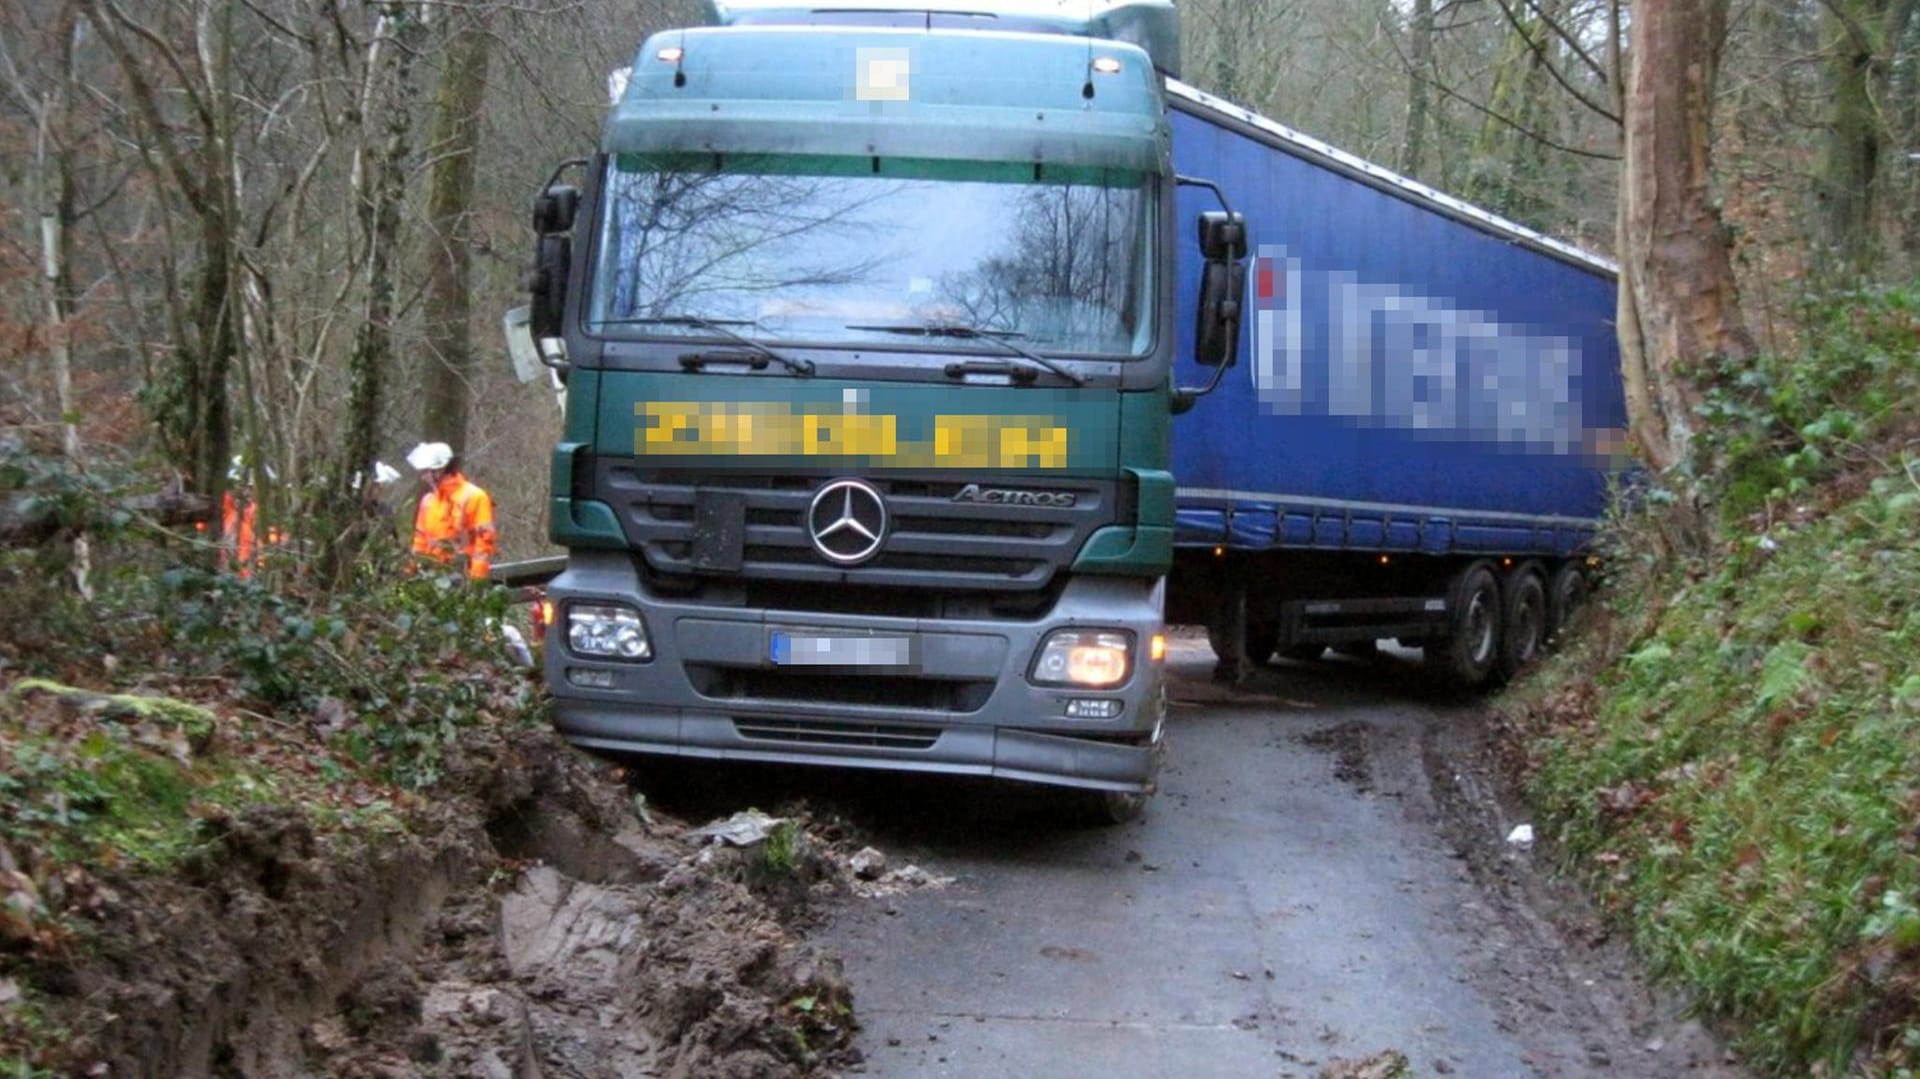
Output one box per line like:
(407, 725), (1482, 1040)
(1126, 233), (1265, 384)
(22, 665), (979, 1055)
(78, 0), (245, 501)
(421, 5), (494, 450)
(1, 2), (92, 592)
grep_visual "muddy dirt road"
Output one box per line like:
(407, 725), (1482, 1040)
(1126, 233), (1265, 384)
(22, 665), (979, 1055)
(685, 635), (1750, 1079)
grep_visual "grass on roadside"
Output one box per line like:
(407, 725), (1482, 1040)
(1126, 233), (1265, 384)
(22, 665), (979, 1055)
(1502, 283), (1920, 1077)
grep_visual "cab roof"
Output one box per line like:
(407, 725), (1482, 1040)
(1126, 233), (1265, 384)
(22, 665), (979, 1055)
(605, 24), (1169, 172)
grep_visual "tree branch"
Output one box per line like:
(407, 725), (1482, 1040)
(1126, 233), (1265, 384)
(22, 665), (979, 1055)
(1486, 0), (1620, 124)
(75, 0), (210, 213)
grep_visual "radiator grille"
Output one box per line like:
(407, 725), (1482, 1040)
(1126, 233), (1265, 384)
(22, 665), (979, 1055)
(604, 469), (1113, 594)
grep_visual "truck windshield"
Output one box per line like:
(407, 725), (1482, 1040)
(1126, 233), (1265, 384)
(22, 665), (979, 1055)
(588, 153), (1155, 358)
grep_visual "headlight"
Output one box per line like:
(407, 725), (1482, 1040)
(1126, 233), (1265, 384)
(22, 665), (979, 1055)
(565, 603), (651, 661)
(1031, 629), (1132, 687)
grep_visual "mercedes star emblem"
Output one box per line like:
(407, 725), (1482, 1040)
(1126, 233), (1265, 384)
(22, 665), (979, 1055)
(806, 479), (888, 565)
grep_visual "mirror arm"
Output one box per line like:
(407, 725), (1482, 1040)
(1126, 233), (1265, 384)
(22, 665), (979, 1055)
(541, 158), (589, 202)
(1172, 307), (1239, 409)
(1175, 173), (1239, 221)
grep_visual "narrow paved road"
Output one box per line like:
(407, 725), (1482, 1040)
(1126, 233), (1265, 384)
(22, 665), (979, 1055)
(809, 636), (1745, 1078)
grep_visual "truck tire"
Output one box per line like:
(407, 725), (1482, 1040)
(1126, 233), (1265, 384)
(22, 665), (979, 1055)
(1547, 562), (1589, 643)
(1497, 565), (1547, 681)
(1207, 619), (1279, 665)
(1425, 561), (1501, 688)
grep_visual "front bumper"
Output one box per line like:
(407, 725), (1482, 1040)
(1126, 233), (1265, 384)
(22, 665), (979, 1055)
(546, 552), (1165, 793)
(553, 702), (1161, 792)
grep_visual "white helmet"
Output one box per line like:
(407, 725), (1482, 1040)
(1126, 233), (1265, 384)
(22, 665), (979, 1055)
(406, 442), (454, 471)
(228, 455), (275, 483)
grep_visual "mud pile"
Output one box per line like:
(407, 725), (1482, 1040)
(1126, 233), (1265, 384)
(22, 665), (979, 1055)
(24, 732), (858, 1077)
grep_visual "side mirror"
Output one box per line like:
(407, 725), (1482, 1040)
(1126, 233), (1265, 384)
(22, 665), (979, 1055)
(533, 183), (580, 236)
(1192, 210), (1247, 368)
(1193, 258), (1244, 368)
(1197, 210), (1247, 261)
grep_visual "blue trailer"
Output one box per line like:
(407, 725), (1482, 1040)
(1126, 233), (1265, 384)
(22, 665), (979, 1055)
(1160, 82), (1624, 685)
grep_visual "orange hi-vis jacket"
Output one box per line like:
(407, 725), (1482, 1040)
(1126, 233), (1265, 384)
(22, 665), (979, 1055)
(220, 491), (259, 578)
(413, 472), (497, 580)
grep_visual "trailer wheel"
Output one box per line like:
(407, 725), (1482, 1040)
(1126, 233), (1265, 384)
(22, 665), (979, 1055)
(1498, 565), (1547, 680)
(1207, 619), (1279, 665)
(1547, 562), (1590, 643)
(1425, 561), (1501, 688)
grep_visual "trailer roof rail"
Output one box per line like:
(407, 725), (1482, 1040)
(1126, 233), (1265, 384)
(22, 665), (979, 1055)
(1164, 80), (1617, 278)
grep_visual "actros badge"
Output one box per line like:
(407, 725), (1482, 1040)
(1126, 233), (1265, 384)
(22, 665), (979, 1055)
(807, 479), (888, 565)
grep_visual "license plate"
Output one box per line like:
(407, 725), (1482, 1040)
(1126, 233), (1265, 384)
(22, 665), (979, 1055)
(770, 631), (912, 667)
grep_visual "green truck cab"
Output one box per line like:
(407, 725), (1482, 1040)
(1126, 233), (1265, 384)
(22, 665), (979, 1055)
(520, 2), (1242, 822)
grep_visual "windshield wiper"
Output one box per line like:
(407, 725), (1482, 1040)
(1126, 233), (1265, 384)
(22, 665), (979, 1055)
(846, 323), (1086, 387)
(599, 315), (813, 376)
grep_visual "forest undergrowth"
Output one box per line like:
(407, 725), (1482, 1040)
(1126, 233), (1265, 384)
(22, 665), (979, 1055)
(0, 476), (856, 1076)
(1501, 282), (1920, 1076)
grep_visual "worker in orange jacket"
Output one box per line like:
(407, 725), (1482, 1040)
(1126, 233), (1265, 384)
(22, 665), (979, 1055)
(219, 489), (258, 576)
(216, 456), (271, 578)
(406, 442), (497, 580)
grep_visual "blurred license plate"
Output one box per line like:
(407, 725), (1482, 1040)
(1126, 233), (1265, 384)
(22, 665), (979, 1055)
(770, 632), (912, 667)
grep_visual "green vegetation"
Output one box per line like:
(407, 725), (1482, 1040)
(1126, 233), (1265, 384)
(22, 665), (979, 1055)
(0, 478), (539, 1066)
(763, 819), (801, 876)
(1507, 283), (1920, 1076)
(1, 551), (533, 870)
(1694, 286), (1920, 520)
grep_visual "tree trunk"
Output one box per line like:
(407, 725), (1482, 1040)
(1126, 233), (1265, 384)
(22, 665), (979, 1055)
(312, 4), (424, 584)
(1900, 33), (1920, 267)
(1814, 2), (1881, 272)
(1618, 0), (1754, 477)
(343, 5), (422, 492)
(189, 203), (237, 502)
(1399, 0), (1433, 177)
(1811, 0), (1917, 274)
(420, 12), (493, 451)
(1464, 3), (1559, 224)
(34, 5), (91, 595)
